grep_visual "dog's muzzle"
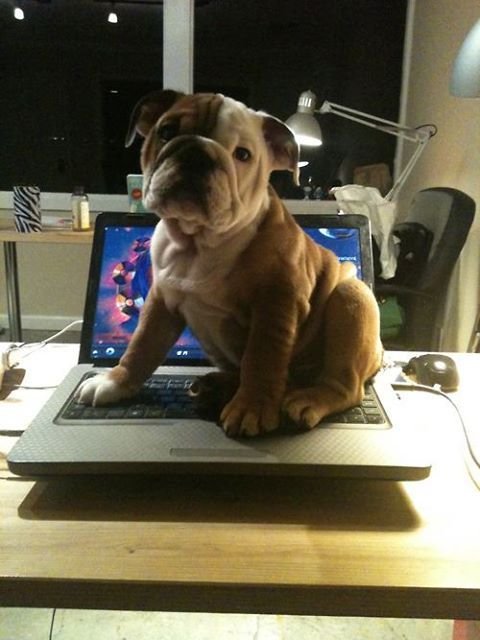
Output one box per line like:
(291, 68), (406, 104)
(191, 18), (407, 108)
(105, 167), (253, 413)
(145, 136), (218, 216)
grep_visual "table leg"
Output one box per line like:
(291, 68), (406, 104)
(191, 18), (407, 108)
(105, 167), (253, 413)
(3, 241), (22, 342)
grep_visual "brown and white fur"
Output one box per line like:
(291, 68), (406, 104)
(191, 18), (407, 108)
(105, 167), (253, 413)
(77, 90), (383, 437)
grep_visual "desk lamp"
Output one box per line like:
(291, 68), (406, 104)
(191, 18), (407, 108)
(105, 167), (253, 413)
(286, 90), (437, 279)
(286, 90), (436, 201)
(450, 18), (480, 352)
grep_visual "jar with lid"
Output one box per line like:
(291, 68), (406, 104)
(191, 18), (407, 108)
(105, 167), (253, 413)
(71, 186), (90, 231)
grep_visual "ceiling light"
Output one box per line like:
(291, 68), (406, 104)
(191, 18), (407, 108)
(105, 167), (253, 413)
(13, 6), (25, 20)
(107, 3), (118, 23)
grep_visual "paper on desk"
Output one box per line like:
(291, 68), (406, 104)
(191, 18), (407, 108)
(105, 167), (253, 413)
(0, 343), (79, 434)
(0, 435), (17, 458)
(41, 215), (73, 229)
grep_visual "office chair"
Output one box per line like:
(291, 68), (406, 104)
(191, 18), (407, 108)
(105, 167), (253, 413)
(376, 187), (475, 351)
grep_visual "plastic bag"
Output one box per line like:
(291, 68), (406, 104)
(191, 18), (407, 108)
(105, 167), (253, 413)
(331, 185), (398, 280)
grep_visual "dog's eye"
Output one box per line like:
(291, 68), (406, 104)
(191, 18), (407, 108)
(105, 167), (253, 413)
(233, 147), (251, 162)
(158, 123), (179, 142)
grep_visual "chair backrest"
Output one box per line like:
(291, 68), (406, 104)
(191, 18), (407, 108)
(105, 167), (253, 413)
(391, 221), (434, 288)
(379, 187), (475, 350)
(404, 187), (475, 294)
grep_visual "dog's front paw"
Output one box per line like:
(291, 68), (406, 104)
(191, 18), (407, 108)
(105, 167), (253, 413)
(220, 390), (280, 437)
(75, 373), (136, 406)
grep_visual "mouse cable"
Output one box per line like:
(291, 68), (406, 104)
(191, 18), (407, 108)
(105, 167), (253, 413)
(49, 608), (57, 640)
(392, 381), (480, 489)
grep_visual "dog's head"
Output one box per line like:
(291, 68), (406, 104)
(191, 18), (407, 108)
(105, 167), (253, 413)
(125, 90), (299, 237)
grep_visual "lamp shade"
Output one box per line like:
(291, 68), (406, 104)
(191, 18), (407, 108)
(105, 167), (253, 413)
(285, 112), (323, 146)
(450, 18), (480, 97)
(286, 89), (323, 146)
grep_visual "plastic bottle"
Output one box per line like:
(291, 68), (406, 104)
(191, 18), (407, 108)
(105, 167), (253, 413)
(71, 186), (90, 231)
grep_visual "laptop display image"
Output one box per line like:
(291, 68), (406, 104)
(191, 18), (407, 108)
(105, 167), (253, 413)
(80, 213), (373, 367)
(8, 210), (431, 479)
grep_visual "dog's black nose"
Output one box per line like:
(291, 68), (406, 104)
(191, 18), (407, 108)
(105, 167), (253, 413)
(175, 138), (216, 177)
(158, 138), (216, 214)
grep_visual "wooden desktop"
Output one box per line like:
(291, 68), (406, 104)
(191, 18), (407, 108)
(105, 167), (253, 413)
(1, 345), (480, 621)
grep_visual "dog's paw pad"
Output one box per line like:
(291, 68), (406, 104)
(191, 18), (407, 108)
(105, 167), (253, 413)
(75, 375), (127, 406)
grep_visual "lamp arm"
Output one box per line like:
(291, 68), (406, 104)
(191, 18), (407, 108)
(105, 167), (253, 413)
(386, 139), (429, 201)
(318, 100), (424, 142)
(289, 92), (437, 199)
(317, 100), (437, 200)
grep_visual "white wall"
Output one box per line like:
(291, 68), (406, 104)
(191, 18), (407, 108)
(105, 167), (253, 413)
(0, 240), (91, 331)
(400, 0), (480, 350)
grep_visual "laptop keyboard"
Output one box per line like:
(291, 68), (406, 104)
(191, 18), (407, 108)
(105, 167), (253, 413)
(325, 387), (387, 425)
(57, 374), (388, 428)
(60, 375), (197, 421)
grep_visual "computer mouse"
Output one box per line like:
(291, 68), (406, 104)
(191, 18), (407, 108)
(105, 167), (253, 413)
(403, 354), (459, 391)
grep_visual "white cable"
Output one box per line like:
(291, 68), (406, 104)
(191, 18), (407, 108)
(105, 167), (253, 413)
(393, 381), (480, 490)
(7, 320), (83, 367)
(1, 320), (82, 392)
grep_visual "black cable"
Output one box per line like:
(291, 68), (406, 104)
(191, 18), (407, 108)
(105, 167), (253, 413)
(49, 608), (57, 640)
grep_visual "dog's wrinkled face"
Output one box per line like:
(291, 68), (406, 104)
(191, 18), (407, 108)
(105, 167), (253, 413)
(125, 91), (299, 238)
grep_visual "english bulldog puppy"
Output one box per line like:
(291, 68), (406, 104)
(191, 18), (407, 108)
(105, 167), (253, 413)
(77, 90), (383, 437)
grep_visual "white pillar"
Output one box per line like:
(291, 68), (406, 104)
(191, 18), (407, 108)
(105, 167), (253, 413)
(163, 0), (194, 93)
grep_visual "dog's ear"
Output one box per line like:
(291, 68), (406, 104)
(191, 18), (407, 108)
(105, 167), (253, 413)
(125, 89), (184, 148)
(262, 116), (300, 186)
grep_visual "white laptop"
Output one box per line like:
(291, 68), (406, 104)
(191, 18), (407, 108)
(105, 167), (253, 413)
(8, 211), (431, 480)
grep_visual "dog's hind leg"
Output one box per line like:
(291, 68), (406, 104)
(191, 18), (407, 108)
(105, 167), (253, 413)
(283, 277), (383, 429)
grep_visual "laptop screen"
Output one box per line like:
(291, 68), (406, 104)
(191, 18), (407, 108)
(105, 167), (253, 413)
(82, 212), (372, 366)
(303, 226), (363, 280)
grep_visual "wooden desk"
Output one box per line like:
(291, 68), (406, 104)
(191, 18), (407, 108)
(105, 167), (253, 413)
(0, 220), (93, 341)
(1, 346), (480, 619)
